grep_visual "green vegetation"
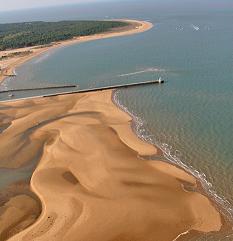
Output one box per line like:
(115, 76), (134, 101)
(0, 20), (129, 51)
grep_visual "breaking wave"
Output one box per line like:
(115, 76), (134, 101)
(113, 89), (233, 224)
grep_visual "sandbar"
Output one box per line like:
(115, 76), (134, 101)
(0, 90), (223, 241)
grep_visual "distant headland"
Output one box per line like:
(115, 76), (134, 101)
(0, 19), (153, 83)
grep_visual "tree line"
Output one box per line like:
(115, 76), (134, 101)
(0, 20), (129, 51)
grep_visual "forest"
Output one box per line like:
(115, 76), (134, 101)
(0, 20), (129, 50)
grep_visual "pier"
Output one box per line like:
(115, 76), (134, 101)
(40, 79), (164, 98)
(0, 84), (78, 94)
(0, 79), (164, 102)
(73, 79), (164, 94)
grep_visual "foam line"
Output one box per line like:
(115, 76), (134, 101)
(113, 89), (233, 223)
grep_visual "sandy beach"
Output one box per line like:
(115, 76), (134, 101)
(0, 16), (230, 241)
(0, 19), (153, 84)
(0, 89), (224, 241)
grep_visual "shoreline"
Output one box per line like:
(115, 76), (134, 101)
(113, 90), (233, 227)
(0, 19), (153, 84)
(0, 17), (231, 240)
(0, 89), (228, 241)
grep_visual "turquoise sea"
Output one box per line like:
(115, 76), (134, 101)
(0, 1), (233, 240)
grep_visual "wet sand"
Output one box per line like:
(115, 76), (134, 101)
(0, 19), (153, 84)
(0, 90), (223, 241)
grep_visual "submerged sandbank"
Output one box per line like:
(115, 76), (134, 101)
(0, 90), (223, 241)
(0, 19), (153, 84)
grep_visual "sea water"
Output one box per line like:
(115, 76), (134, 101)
(0, 1), (233, 239)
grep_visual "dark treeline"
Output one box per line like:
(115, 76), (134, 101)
(0, 20), (129, 50)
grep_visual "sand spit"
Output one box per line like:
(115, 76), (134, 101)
(0, 19), (153, 84)
(0, 90), (222, 241)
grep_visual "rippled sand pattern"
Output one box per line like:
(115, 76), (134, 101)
(0, 90), (223, 241)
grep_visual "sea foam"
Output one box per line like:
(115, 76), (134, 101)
(113, 89), (233, 223)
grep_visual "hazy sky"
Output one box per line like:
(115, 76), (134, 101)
(2, 0), (232, 13)
(0, 0), (105, 12)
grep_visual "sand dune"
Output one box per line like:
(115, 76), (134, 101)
(0, 90), (222, 241)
